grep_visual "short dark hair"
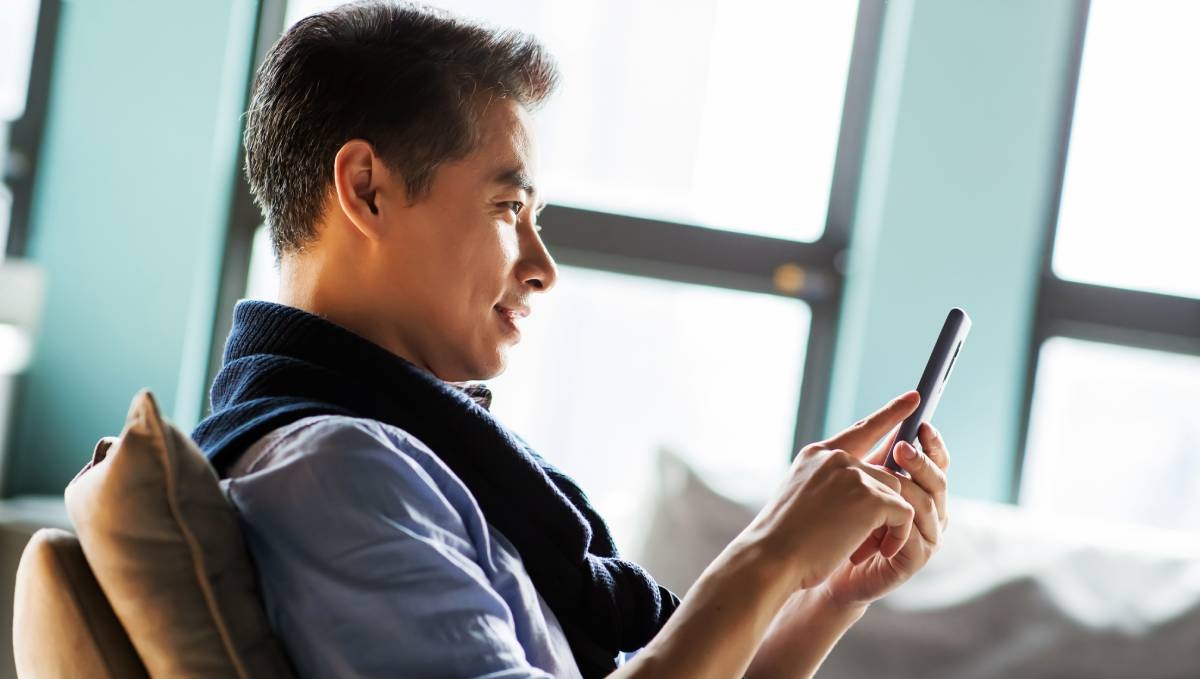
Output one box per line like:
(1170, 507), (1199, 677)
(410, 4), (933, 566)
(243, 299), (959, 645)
(243, 1), (559, 259)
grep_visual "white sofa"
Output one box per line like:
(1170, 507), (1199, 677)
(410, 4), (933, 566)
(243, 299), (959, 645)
(632, 449), (1200, 678)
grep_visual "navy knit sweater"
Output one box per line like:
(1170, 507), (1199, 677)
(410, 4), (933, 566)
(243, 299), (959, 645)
(191, 300), (679, 677)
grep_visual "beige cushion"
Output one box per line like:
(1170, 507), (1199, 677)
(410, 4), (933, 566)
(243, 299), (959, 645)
(64, 389), (295, 678)
(13, 527), (149, 678)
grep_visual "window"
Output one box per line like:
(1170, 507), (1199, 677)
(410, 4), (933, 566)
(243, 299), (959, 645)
(1, 0), (43, 255)
(285, 0), (860, 242)
(1052, 0), (1200, 299)
(226, 0), (883, 551)
(245, 224), (276, 303)
(1021, 338), (1200, 531)
(1017, 1), (1200, 527)
(0, 1), (39, 121)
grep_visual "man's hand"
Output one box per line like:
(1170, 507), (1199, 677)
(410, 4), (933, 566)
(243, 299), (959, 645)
(742, 391), (923, 593)
(624, 392), (951, 679)
(743, 392), (950, 679)
(815, 420), (951, 608)
(744, 395), (950, 676)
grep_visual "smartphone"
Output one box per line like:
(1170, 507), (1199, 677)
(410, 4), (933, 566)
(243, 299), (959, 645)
(883, 307), (971, 472)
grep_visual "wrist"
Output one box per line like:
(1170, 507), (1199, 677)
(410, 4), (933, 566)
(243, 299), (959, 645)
(804, 584), (870, 622)
(629, 536), (813, 679)
(730, 523), (815, 596)
(718, 535), (800, 611)
(746, 581), (871, 679)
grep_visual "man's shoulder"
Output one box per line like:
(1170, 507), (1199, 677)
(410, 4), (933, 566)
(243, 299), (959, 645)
(225, 414), (484, 529)
(233, 414), (433, 477)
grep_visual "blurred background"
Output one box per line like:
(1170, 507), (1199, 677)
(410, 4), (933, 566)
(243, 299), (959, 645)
(1, 0), (1198, 676)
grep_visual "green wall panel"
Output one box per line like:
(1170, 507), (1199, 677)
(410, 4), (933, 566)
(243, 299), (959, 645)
(6, 0), (257, 495)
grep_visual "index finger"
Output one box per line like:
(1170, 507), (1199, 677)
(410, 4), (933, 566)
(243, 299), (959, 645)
(825, 391), (920, 457)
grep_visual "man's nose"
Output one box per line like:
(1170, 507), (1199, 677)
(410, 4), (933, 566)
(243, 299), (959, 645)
(520, 227), (557, 293)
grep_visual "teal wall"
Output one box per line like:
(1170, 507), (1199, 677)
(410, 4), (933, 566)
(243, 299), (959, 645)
(826, 0), (1080, 501)
(5, 0), (258, 495)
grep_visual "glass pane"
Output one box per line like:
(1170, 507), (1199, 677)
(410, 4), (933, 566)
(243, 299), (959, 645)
(284, 0), (859, 242)
(1053, 0), (1200, 299)
(0, 0), (40, 121)
(245, 224), (278, 302)
(1020, 337), (1200, 532)
(487, 266), (810, 552)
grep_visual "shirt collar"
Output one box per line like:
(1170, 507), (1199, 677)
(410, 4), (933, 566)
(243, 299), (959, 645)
(446, 381), (494, 411)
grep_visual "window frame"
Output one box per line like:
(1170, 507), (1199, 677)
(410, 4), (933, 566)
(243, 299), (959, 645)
(3, 0), (61, 257)
(205, 0), (889, 456)
(1013, 0), (1200, 502)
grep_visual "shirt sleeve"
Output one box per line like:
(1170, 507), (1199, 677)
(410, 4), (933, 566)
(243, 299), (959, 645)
(224, 419), (556, 679)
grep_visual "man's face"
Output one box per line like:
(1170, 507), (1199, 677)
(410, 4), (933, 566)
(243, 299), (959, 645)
(363, 98), (557, 383)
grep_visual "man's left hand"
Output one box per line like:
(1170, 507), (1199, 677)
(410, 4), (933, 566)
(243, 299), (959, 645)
(815, 421), (951, 608)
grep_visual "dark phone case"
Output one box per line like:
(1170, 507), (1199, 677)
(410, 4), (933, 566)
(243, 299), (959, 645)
(883, 308), (971, 472)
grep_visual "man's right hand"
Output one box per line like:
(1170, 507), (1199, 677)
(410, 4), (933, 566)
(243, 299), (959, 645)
(742, 391), (922, 592)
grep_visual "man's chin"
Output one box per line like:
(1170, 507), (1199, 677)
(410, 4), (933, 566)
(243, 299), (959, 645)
(475, 355), (508, 381)
(437, 351), (507, 383)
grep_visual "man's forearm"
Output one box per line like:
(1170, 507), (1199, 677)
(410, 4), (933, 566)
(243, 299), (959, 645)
(613, 537), (799, 679)
(745, 587), (868, 679)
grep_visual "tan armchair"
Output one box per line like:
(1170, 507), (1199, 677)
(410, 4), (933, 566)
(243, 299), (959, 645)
(14, 528), (147, 677)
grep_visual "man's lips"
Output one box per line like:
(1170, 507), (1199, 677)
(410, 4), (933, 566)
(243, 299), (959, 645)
(494, 305), (530, 320)
(494, 305), (524, 339)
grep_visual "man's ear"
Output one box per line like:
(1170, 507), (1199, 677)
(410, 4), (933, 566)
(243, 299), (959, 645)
(331, 139), (393, 240)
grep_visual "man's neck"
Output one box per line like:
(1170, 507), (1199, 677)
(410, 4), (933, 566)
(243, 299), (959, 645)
(276, 257), (440, 381)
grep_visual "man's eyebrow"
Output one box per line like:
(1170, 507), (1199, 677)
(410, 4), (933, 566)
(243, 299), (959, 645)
(494, 166), (537, 196)
(494, 166), (548, 214)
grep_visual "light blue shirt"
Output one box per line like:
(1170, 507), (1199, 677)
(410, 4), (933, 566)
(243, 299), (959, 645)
(222, 414), (584, 679)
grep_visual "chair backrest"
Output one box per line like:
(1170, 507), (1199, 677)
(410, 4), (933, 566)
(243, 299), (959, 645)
(13, 528), (148, 678)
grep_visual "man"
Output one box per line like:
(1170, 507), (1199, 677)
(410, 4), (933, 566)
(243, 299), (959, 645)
(193, 2), (952, 678)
